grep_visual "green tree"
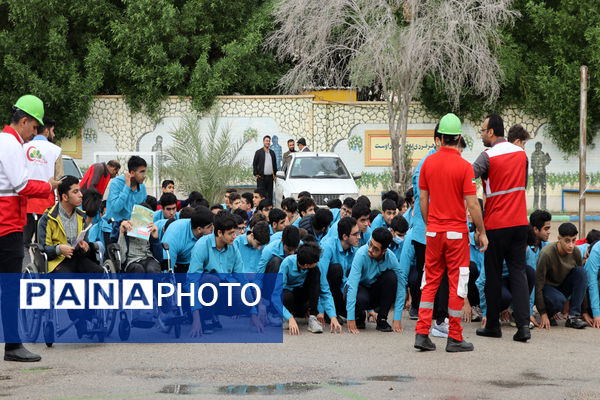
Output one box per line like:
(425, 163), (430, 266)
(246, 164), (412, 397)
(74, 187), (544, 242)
(0, 0), (286, 139)
(420, 0), (600, 154)
(0, 0), (114, 139)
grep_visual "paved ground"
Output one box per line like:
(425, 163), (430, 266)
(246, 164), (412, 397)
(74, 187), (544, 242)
(1, 313), (600, 400)
(7, 220), (600, 399)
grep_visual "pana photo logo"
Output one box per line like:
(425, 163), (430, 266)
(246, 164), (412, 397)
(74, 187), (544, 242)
(20, 278), (262, 310)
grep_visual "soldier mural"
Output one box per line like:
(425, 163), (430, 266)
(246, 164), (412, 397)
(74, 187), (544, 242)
(531, 141), (551, 210)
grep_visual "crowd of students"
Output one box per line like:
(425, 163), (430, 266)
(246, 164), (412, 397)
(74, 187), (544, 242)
(7, 98), (600, 362)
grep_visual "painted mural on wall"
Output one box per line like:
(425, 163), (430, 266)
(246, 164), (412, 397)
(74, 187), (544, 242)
(77, 95), (599, 210)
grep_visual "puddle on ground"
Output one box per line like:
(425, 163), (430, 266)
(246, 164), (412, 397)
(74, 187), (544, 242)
(20, 367), (52, 373)
(367, 375), (415, 383)
(158, 384), (193, 394)
(219, 383), (319, 395)
(326, 381), (362, 386)
(489, 380), (556, 389)
(521, 371), (548, 381)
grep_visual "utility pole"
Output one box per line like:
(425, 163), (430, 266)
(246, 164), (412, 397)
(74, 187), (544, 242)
(579, 66), (588, 237)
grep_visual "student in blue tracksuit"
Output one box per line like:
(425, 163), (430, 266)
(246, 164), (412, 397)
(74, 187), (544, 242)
(325, 203), (371, 245)
(369, 199), (398, 230)
(153, 192), (179, 222)
(406, 135), (439, 315)
(233, 220), (271, 274)
(273, 242), (343, 335)
(161, 207), (214, 272)
(255, 225), (301, 315)
(317, 217), (360, 320)
(298, 208), (333, 242)
(328, 206), (341, 226)
(268, 208), (288, 236)
(293, 197), (316, 227)
(403, 187), (414, 227)
(281, 197), (298, 226)
(345, 228), (405, 334)
(104, 156), (147, 225)
(584, 241), (600, 328)
(187, 211), (263, 336)
(340, 197), (356, 220)
(389, 215), (409, 260)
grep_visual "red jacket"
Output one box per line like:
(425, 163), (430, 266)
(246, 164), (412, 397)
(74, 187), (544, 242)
(0, 126), (53, 236)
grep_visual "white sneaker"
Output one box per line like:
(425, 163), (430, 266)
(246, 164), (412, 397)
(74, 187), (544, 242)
(431, 320), (449, 338)
(267, 312), (282, 327)
(307, 315), (323, 333)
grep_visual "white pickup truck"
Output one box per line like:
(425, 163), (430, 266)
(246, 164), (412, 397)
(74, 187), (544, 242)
(273, 152), (360, 206)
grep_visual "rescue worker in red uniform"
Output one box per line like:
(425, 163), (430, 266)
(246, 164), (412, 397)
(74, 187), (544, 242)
(414, 113), (488, 352)
(0, 95), (60, 362)
(473, 114), (531, 342)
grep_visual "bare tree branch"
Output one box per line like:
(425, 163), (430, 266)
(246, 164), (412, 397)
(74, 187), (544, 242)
(266, 0), (518, 190)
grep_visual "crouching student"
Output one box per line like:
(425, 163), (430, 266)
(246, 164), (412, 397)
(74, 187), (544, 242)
(535, 223), (587, 329)
(255, 225), (301, 325)
(161, 207), (214, 273)
(234, 220), (271, 275)
(345, 228), (405, 334)
(317, 217), (360, 322)
(188, 211), (264, 335)
(274, 242), (342, 335)
(117, 218), (161, 273)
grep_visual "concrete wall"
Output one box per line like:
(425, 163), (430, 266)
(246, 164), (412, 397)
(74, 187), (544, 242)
(65, 95), (598, 212)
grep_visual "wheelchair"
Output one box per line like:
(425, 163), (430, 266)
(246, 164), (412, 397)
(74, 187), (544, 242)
(20, 241), (121, 346)
(116, 242), (185, 341)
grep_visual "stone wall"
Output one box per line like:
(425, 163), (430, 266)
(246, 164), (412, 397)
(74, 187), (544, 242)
(74, 94), (598, 212)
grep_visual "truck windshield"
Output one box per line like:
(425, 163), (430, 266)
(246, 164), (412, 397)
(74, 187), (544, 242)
(289, 157), (350, 179)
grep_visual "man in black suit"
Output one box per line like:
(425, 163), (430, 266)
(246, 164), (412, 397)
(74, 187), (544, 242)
(297, 138), (310, 152)
(252, 135), (277, 201)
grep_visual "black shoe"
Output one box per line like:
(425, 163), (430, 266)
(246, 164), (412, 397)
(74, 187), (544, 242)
(549, 317), (558, 326)
(446, 337), (474, 352)
(476, 327), (502, 338)
(565, 316), (587, 329)
(513, 326), (531, 342)
(409, 307), (419, 320)
(376, 319), (392, 332)
(212, 316), (223, 330)
(4, 346), (41, 362)
(414, 334), (436, 351)
(356, 311), (366, 330)
(202, 320), (214, 334)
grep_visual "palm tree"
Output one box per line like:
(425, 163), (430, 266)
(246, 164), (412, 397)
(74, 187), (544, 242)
(162, 110), (257, 205)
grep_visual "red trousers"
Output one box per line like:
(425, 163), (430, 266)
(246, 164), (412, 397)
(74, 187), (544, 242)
(416, 231), (470, 341)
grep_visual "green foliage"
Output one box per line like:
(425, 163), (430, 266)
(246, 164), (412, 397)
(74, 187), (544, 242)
(161, 111), (256, 204)
(0, 0), (113, 139)
(347, 135), (363, 152)
(355, 170), (393, 191)
(420, 0), (600, 154)
(0, 0), (286, 138)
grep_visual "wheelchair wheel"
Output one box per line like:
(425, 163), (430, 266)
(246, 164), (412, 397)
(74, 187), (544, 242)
(103, 259), (118, 274)
(118, 312), (130, 341)
(43, 321), (54, 347)
(20, 263), (42, 342)
(105, 309), (117, 337)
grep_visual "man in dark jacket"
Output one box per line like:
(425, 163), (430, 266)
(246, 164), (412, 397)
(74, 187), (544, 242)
(252, 135), (277, 201)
